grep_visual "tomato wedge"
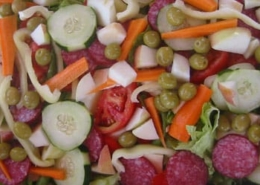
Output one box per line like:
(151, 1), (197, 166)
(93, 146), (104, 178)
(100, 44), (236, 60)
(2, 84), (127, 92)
(94, 83), (137, 134)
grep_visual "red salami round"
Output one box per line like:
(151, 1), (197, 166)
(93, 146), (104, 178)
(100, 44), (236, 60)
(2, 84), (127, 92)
(165, 150), (208, 185)
(212, 134), (258, 179)
(0, 157), (31, 185)
(120, 157), (157, 185)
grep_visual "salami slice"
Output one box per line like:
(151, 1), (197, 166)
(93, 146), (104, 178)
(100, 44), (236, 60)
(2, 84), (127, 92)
(165, 150), (208, 185)
(147, 0), (175, 30)
(212, 134), (258, 179)
(0, 157), (31, 185)
(119, 157), (157, 185)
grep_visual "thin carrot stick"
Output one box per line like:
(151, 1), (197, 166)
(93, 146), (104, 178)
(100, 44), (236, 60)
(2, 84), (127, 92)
(161, 19), (238, 39)
(0, 160), (11, 180)
(45, 57), (89, 92)
(29, 167), (66, 180)
(88, 78), (116, 94)
(0, 15), (17, 76)
(117, 17), (148, 61)
(168, 84), (212, 142)
(135, 68), (166, 82)
(183, 0), (218, 12)
(144, 96), (166, 148)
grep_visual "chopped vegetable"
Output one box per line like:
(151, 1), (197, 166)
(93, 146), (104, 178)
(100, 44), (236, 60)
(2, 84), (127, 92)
(183, 0), (218, 12)
(135, 68), (166, 82)
(29, 167), (66, 180)
(168, 84), (212, 142)
(161, 19), (238, 39)
(0, 160), (11, 180)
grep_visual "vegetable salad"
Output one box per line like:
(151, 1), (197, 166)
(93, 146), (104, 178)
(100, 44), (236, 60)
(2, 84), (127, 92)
(0, 0), (260, 184)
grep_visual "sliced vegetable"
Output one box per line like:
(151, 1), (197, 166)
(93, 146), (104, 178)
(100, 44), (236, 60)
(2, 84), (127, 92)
(183, 0), (218, 12)
(135, 68), (166, 82)
(0, 160), (11, 180)
(29, 167), (66, 180)
(168, 84), (212, 142)
(161, 19), (238, 39)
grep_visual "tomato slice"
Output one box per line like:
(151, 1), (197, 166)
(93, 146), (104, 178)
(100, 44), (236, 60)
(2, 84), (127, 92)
(94, 83), (137, 134)
(190, 50), (229, 84)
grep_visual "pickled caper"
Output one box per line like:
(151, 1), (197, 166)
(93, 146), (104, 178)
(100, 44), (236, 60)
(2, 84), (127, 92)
(193, 37), (211, 54)
(11, 0), (26, 14)
(143, 30), (161, 48)
(178, 82), (197, 101)
(231, 114), (251, 132)
(5, 86), (21, 105)
(13, 121), (32, 139)
(10, 146), (27, 162)
(217, 115), (231, 132)
(22, 91), (40, 109)
(159, 90), (179, 109)
(35, 48), (52, 66)
(0, 142), (11, 160)
(26, 16), (46, 31)
(154, 95), (169, 112)
(0, 3), (13, 17)
(158, 72), (177, 90)
(118, 131), (137, 148)
(254, 46), (260, 63)
(156, 47), (174, 67)
(247, 124), (260, 143)
(189, 53), (208, 70)
(104, 43), (121, 60)
(166, 6), (186, 26)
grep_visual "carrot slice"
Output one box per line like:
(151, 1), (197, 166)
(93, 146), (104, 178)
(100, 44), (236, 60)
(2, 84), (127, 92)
(168, 84), (212, 142)
(29, 167), (66, 180)
(161, 19), (238, 39)
(135, 68), (166, 82)
(0, 15), (17, 76)
(144, 96), (166, 148)
(117, 17), (148, 61)
(183, 0), (218, 12)
(45, 57), (89, 92)
(88, 78), (116, 94)
(0, 160), (11, 180)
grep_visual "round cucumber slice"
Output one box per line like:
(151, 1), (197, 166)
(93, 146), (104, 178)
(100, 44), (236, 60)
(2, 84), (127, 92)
(42, 101), (92, 151)
(47, 4), (97, 51)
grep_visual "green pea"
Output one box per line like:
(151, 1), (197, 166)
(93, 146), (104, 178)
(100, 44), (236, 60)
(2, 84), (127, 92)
(217, 115), (231, 132)
(13, 121), (32, 139)
(178, 82), (197, 101)
(247, 124), (260, 144)
(154, 95), (169, 112)
(11, 0), (26, 14)
(0, 3), (13, 17)
(26, 16), (46, 31)
(23, 91), (40, 109)
(0, 142), (11, 160)
(231, 114), (251, 132)
(104, 43), (121, 60)
(143, 30), (161, 48)
(254, 46), (260, 63)
(10, 146), (27, 162)
(193, 37), (211, 54)
(159, 90), (179, 109)
(158, 72), (177, 90)
(5, 86), (21, 105)
(189, 53), (208, 70)
(118, 131), (137, 148)
(35, 48), (52, 66)
(156, 47), (174, 67)
(166, 6), (186, 26)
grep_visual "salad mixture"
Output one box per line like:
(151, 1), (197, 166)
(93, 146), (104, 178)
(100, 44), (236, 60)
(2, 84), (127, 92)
(1, 0), (260, 184)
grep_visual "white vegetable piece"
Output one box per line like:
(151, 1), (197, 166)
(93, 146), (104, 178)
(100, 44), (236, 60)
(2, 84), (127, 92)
(243, 37), (260, 59)
(218, 81), (238, 106)
(33, 0), (60, 6)
(210, 27), (252, 54)
(244, 0), (260, 9)
(132, 119), (159, 140)
(125, 107), (150, 130)
(108, 61), (137, 87)
(219, 0), (243, 12)
(171, 53), (190, 82)
(41, 144), (65, 160)
(117, 0), (139, 22)
(97, 22), (126, 45)
(134, 45), (158, 69)
(87, 0), (116, 26)
(29, 125), (50, 147)
(30, 24), (51, 46)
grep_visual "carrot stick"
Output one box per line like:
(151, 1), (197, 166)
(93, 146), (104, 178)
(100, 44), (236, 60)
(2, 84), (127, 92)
(117, 17), (148, 61)
(161, 19), (238, 39)
(0, 15), (17, 76)
(0, 160), (11, 180)
(183, 0), (218, 12)
(29, 167), (66, 180)
(88, 78), (116, 94)
(144, 96), (166, 148)
(45, 57), (89, 92)
(135, 68), (166, 82)
(168, 84), (212, 142)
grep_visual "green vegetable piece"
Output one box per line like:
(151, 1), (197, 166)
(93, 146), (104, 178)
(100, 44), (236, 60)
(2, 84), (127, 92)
(254, 46), (260, 63)
(0, 142), (11, 160)
(217, 114), (231, 132)
(193, 37), (211, 54)
(143, 30), (161, 48)
(247, 124), (260, 144)
(0, 3), (13, 17)
(22, 91), (40, 109)
(10, 146), (27, 162)
(231, 113), (251, 132)
(35, 48), (52, 66)
(118, 131), (137, 148)
(158, 72), (177, 90)
(5, 86), (21, 105)
(104, 43), (121, 60)
(26, 16), (47, 31)
(154, 95), (169, 112)
(11, 0), (26, 14)
(166, 6), (186, 26)
(189, 53), (208, 70)
(156, 46), (174, 67)
(13, 121), (32, 139)
(159, 90), (179, 109)
(178, 82), (197, 101)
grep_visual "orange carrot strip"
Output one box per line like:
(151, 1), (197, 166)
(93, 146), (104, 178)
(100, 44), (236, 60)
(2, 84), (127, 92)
(88, 78), (117, 94)
(183, 0), (218, 12)
(0, 0), (36, 6)
(29, 167), (66, 180)
(168, 84), (212, 142)
(0, 15), (17, 76)
(144, 96), (166, 148)
(117, 17), (148, 61)
(45, 57), (89, 92)
(0, 0), (12, 3)
(135, 68), (166, 82)
(161, 19), (238, 39)
(0, 160), (11, 180)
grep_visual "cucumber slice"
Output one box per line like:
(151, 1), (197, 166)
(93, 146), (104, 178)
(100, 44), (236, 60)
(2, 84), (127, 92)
(47, 4), (97, 51)
(42, 101), (92, 151)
